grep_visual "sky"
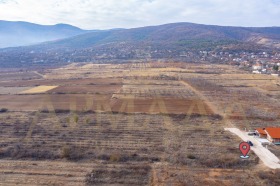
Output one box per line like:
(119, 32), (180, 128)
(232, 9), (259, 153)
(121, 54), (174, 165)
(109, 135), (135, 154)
(0, 0), (280, 29)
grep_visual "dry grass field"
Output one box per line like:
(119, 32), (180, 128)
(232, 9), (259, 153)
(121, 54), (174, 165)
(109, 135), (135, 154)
(0, 62), (279, 185)
(20, 86), (58, 94)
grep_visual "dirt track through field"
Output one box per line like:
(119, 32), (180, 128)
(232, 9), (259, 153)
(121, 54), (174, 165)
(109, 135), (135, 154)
(33, 71), (45, 78)
(180, 80), (235, 128)
(180, 80), (219, 115)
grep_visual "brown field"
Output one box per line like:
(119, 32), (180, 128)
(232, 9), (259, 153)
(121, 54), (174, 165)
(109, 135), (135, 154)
(0, 62), (279, 185)
(0, 77), (123, 87)
(0, 87), (32, 95)
(0, 94), (112, 111)
(111, 98), (214, 114)
(0, 71), (42, 81)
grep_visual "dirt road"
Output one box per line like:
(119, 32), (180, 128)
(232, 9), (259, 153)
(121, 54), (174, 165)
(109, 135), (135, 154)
(180, 80), (220, 115)
(225, 128), (280, 169)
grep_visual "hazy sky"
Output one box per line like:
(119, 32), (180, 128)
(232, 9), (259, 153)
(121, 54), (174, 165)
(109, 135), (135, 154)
(0, 0), (280, 29)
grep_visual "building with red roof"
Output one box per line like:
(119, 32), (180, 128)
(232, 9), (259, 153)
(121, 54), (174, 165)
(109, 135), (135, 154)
(256, 128), (267, 138)
(256, 127), (280, 144)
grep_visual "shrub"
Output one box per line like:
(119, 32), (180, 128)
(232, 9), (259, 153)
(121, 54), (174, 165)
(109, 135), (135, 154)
(55, 109), (69, 113)
(190, 113), (202, 118)
(211, 114), (223, 120)
(85, 118), (90, 124)
(62, 124), (68, 128)
(40, 109), (70, 113)
(110, 154), (120, 162)
(61, 146), (71, 159)
(187, 154), (196, 159)
(258, 170), (280, 185)
(0, 108), (8, 113)
(74, 115), (79, 123)
(98, 154), (110, 161)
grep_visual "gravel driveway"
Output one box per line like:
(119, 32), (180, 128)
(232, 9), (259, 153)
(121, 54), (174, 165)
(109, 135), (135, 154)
(225, 128), (280, 169)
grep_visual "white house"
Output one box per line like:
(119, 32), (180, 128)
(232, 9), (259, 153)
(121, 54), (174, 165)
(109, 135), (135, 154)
(252, 63), (262, 70)
(253, 71), (261, 74)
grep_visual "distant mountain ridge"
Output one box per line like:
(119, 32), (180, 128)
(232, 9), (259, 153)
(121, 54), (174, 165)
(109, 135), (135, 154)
(1, 21), (280, 50)
(29, 22), (280, 50)
(0, 20), (89, 48)
(1, 22), (280, 68)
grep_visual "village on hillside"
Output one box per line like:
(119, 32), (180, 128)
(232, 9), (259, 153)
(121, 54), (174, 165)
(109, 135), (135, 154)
(199, 51), (280, 76)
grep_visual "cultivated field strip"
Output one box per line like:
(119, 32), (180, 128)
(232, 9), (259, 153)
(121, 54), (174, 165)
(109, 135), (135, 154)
(19, 86), (58, 94)
(0, 72), (42, 81)
(118, 84), (197, 99)
(183, 77), (280, 120)
(0, 112), (258, 170)
(151, 165), (264, 185)
(0, 87), (32, 95)
(0, 113), (167, 160)
(47, 85), (121, 94)
(0, 160), (92, 185)
(0, 78), (123, 87)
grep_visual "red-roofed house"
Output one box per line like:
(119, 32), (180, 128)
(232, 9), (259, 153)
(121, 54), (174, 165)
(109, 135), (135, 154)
(256, 127), (280, 144)
(265, 128), (280, 143)
(256, 128), (267, 138)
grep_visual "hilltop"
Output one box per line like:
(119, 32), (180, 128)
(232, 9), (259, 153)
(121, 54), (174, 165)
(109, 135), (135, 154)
(29, 22), (280, 49)
(0, 20), (89, 48)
